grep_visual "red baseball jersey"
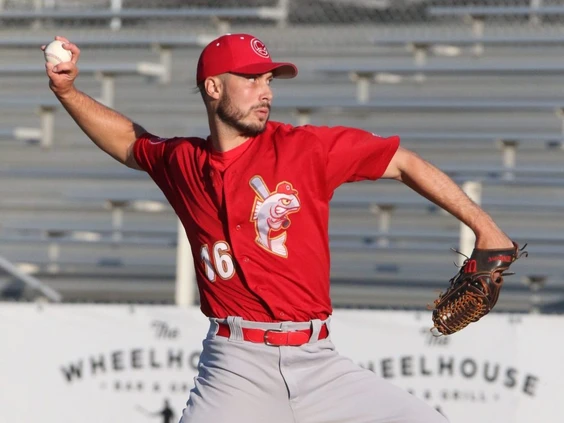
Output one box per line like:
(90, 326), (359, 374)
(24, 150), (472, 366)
(134, 121), (399, 322)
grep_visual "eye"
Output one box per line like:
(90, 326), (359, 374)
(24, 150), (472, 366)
(247, 76), (257, 82)
(281, 198), (291, 206)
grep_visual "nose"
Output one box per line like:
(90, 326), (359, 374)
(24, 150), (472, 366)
(260, 81), (273, 103)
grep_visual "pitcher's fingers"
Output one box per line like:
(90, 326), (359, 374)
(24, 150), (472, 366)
(55, 35), (71, 44)
(45, 62), (56, 76)
(61, 42), (81, 64)
(51, 61), (75, 74)
(45, 62), (67, 77)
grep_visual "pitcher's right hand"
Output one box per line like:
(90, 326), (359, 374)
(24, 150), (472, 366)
(42, 36), (80, 98)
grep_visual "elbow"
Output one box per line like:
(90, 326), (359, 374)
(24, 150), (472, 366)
(383, 146), (422, 182)
(124, 141), (142, 170)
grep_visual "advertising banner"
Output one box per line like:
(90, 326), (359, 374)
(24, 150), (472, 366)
(0, 304), (560, 423)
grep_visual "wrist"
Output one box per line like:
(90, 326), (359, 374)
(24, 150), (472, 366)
(474, 229), (513, 249)
(469, 216), (513, 249)
(53, 86), (79, 102)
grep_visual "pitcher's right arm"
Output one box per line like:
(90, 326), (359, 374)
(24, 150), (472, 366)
(43, 36), (144, 170)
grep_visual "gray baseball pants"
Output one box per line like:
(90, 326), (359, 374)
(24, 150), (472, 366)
(180, 316), (448, 423)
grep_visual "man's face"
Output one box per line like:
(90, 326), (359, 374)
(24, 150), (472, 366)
(216, 72), (273, 137)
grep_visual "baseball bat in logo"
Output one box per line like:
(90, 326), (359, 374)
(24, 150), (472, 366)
(250, 176), (270, 200)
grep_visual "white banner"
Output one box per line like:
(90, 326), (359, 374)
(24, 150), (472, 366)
(0, 305), (560, 423)
(330, 310), (562, 423)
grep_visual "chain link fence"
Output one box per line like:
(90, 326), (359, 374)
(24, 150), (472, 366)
(2, 0), (564, 30)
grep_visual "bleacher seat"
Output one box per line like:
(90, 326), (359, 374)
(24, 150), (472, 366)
(1, 1), (563, 311)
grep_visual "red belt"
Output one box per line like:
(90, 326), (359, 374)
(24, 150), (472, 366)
(216, 323), (329, 346)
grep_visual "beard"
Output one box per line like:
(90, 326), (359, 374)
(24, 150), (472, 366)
(216, 93), (270, 137)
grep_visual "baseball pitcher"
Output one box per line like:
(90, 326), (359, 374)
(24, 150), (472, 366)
(43, 33), (522, 423)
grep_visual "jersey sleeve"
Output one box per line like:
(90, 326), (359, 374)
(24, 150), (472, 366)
(133, 132), (170, 174)
(305, 126), (400, 194)
(132, 132), (181, 199)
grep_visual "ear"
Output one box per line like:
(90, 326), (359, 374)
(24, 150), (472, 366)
(204, 76), (222, 100)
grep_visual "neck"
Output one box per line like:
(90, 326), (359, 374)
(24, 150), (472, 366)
(208, 114), (252, 153)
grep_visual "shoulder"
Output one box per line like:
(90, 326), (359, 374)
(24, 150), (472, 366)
(144, 134), (206, 148)
(133, 133), (208, 171)
(271, 123), (368, 139)
(135, 133), (207, 154)
(267, 121), (327, 143)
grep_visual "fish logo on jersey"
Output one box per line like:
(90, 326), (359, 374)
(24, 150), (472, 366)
(249, 176), (301, 258)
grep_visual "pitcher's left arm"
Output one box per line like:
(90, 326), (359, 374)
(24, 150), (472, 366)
(381, 146), (513, 250)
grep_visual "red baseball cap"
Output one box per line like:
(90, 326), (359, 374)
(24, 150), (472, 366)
(196, 33), (298, 84)
(276, 182), (298, 196)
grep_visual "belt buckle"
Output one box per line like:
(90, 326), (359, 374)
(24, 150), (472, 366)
(263, 329), (284, 346)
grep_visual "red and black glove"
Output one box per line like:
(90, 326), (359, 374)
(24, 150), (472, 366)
(431, 242), (528, 336)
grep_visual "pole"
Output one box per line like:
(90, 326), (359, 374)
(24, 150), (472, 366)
(458, 181), (482, 266)
(175, 218), (195, 307)
(0, 255), (62, 302)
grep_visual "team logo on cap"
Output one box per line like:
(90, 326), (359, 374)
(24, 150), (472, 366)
(249, 176), (301, 258)
(251, 38), (270, 58)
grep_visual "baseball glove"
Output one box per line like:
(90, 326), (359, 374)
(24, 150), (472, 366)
(431, 242), (527, 336)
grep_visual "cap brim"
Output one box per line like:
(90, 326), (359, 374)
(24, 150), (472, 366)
(230, 62), (298, 79)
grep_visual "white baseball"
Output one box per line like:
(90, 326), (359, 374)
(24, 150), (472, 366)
(44, 40), (72, 65)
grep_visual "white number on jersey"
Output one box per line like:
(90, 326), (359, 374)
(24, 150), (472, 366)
(200, 241), (235, 282)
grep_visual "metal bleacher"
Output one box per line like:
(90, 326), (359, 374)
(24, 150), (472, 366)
(0, 0), (563, 313)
